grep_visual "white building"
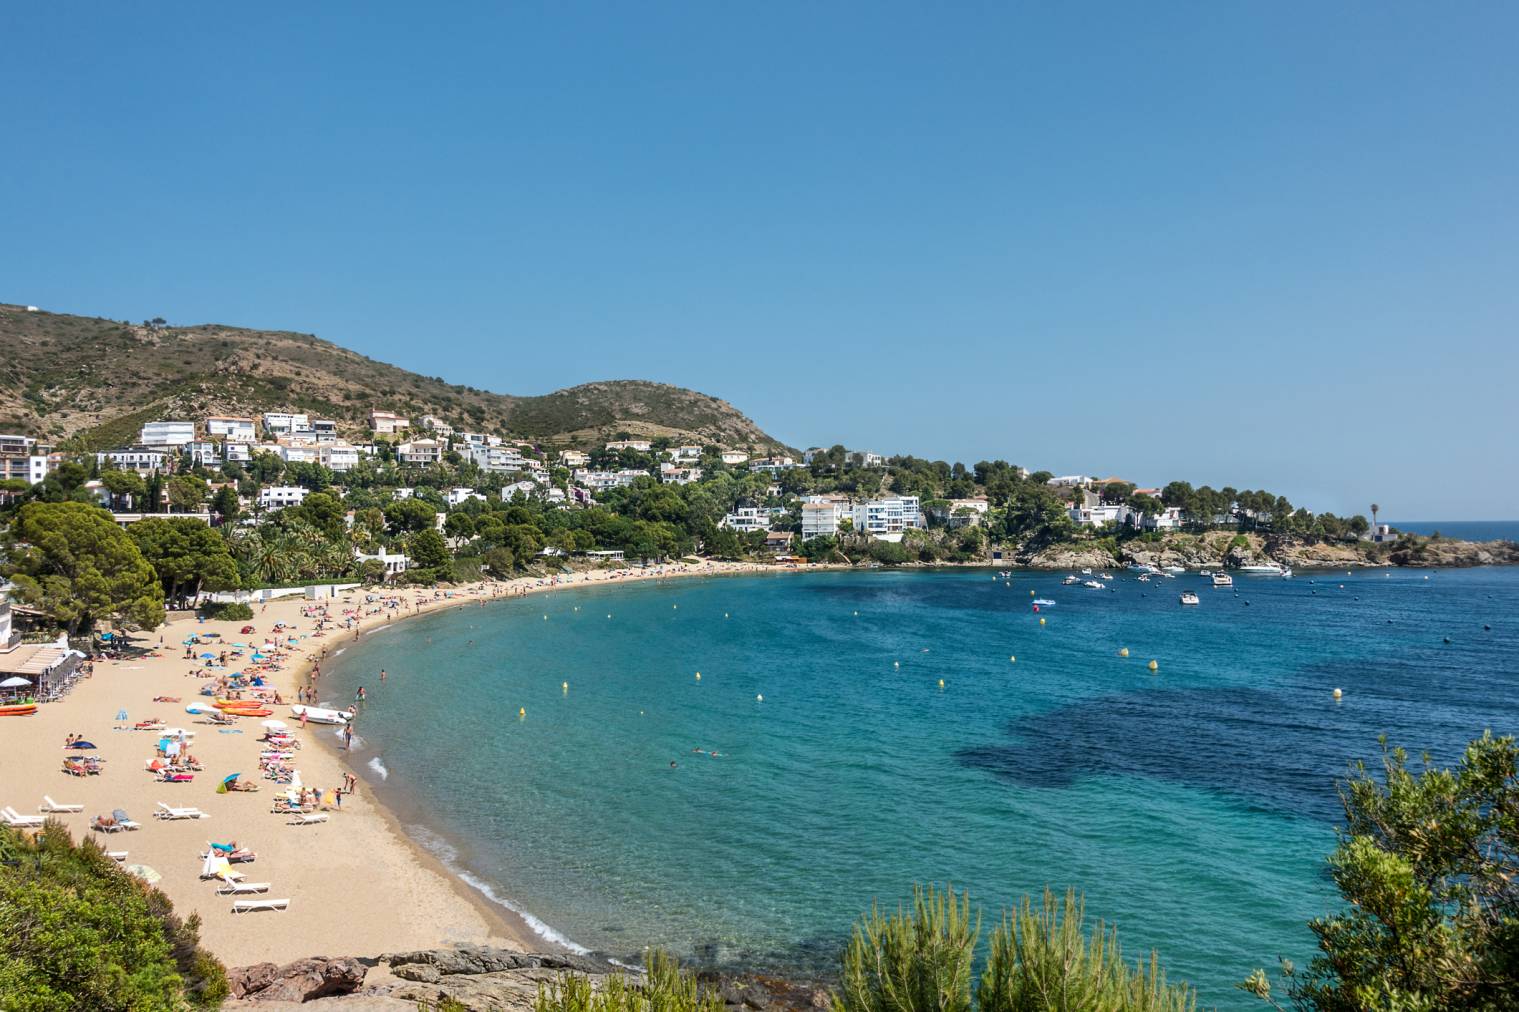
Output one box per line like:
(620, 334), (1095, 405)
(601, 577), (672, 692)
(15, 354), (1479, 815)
(572, 468), (645, 491)
(501, 480), (538, 501)
(720, 451), (749, 466)
(1134, 506), (1184, 531)
(801, 501), (842, 540)
(223, 442), (252, 463)
(318, 443), (361, 472)
(559, 449), (590, 468)
(274, 444), (318, 465)
(262, 412), (309, 436)
(1047, 475), (1093, 489)
(355, 548), (409, 579)
(370, 410), (411, 435)
(659, 463), (702, 485)
(139, 420), (195, 448)
(667, 445), (702, 462)
(311, 419), (338, 442)
(258, 486), (308, 510)
(1068, 492), (1128, 526)
(750, 456), (796, 475)
(466, 444), (530, 473)
(96, 448), (168, 475)
(605, 439), (651, 453)
(848, 450), (885, 468)
(851, 495), (922, 538)
(206, 416), (257, 442)
(187, 441), (222, 467)
(397, 438), (444, 466)
(1369, 523), (1398, 544)
(931, 497), (990, 528)
(447, 487), (486, 506)
(421, 415), (454, 438)
(721, 506), (775, 533)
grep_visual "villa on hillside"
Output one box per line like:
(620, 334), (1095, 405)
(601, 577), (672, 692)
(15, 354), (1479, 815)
(370, 410), (411, 435)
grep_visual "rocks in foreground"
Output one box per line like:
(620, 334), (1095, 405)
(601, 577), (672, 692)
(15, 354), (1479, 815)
(229, 947), (833, 1012)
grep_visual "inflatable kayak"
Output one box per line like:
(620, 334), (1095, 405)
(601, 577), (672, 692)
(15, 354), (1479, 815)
(0, 703), (37, 717)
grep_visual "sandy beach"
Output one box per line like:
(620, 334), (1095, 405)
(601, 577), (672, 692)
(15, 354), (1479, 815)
(0, 559), (782, 968)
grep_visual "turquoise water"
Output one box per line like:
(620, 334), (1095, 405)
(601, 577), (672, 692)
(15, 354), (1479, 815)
(323, 567), (1519, 1009)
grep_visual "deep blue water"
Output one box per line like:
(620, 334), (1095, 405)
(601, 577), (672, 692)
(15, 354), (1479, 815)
(322, 567), (1519, 1009)
(1388, 520), (1519, 542)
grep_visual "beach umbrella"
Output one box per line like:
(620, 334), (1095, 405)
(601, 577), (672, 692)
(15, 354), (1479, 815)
(125, 864), (162, 885)
(251, 653), (266, 660)
(0, 676), (32, 688)
(261, 719), (287, 731)
(200, 652), (215, 659)
(182, 638), (196, 645)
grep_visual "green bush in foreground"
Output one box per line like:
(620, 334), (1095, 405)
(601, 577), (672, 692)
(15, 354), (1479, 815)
(0, 822), (228, 1011)
(536, 950), (724, 1012)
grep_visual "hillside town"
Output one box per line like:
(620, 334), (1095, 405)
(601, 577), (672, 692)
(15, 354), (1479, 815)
(1, 406), (1403, 588)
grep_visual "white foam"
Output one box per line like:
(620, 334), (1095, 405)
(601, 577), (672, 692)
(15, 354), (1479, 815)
(407, 824), (590, 955)
(334, 648), (346, 656)
(367, 626), (391, 637)
(367, 756), (389, 780)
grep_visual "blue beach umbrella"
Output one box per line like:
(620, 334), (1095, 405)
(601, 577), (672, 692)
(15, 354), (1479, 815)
(200, 652), (215, 659)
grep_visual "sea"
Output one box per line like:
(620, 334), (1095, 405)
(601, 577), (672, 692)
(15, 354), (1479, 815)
(1387, 520), (1519, 542)
(320, 566), (1519, 1010)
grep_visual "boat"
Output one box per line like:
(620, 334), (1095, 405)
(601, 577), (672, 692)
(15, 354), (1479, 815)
(1159, 571), (1176, 579)
(1080, 568), (1092, 575)
(1137, 574), (1150, 582)
(1098, 572), (1114, 580)
(1164, 565), (1186, 574)
(1128, 563), (1158, 574)
(0, 703), (37, 717)
(1062, 575), (1080, 585)
(1179, 592), (1200, 606)
(1032, 598), (1056, 607)
(1083, 580), (1105, 590)
(1237, 563), (1291, 577)
(1213, 573), (1234, 587)
(1199, 570), (1213, 577)
(289, 704), (351, 725)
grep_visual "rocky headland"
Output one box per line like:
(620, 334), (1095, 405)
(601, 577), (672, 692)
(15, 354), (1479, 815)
(1015, 531), (1518, 571)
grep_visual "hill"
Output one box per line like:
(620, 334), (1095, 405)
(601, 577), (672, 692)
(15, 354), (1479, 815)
(0, 304), (792, 453)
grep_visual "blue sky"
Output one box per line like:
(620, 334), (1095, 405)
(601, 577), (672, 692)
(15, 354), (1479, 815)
(3, 4), (1514, 519)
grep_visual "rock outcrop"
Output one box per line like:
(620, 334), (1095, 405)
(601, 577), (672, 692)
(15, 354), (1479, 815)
(228, 956), (369, 1002)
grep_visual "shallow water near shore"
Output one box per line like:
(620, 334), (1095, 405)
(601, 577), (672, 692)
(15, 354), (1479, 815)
(322, 567), (1519, 1009)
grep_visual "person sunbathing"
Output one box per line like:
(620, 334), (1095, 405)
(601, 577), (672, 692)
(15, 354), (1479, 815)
(91, 813), (117, 830)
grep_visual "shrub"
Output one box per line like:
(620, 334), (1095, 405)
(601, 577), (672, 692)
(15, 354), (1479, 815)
(200, 601), (253, 621)
(536, 950), (723, 1012)
(837, 884), (977, 1012)
(0, 822), (228, 1009)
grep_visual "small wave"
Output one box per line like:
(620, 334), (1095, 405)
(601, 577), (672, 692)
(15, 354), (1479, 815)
(407, 824), (590, 955)
(367, 756), (389, 780)
(367, 626), (391, 637)
(334, 648), (346, 656)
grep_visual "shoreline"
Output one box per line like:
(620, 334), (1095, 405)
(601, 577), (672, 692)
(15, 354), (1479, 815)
(0, 559), (806, 971)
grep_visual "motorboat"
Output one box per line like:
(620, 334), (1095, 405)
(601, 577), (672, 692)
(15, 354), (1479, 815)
(1128, 563), (1158, 574)
(1098, 572), (1114, 580)
(1179, 592), (1200, 606)
(1199, 570), (1213, 577)
(289, 704), (351, 725)
(1164, 565), (1186, 574)
(1083, 580), (1105, 590)
(1063, 575), (1080, 585)
(1080, 568), (1092, 575)
(1237, 563), (1291, 576)
(1032, 598), (1056, 607)
(1137, 574), (1151, 582)
(1213, 573), (1234, 587)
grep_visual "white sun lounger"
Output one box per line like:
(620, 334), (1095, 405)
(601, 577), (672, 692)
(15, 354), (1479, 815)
(2, 807), (45, 827)
(106, 851), (128, 862)
(41, 796), (84, 813)
(232, 898), (289, 914)
(155, 802), (208, 820)
(217, 881), (271, 895)
(289, 813), (328, 826)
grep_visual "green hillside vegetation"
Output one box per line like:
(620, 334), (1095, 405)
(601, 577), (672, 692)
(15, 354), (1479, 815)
(0, 304), (791, 453)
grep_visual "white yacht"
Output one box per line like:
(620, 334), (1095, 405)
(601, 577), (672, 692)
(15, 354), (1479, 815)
(1164, 565), (1186, 574)
(1083, 580), (1106, 590)
(1062, 575), (1080, 585)
(1179, 592), (1200, 606)
(1238, 563), (1292, 577)
(1212, 573), (1234, 588)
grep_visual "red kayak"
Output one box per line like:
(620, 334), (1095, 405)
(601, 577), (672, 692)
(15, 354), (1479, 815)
(0, 703), (38, 717)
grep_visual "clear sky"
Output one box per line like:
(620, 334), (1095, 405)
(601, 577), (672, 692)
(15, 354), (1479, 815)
(3, 4), (1514, 519)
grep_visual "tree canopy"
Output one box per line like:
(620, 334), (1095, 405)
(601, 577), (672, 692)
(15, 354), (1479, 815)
(2, 501), (164, 633)
(128, 517), (240, 604)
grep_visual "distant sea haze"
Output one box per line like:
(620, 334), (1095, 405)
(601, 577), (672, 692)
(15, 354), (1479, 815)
(1390, 521), (1519, 542)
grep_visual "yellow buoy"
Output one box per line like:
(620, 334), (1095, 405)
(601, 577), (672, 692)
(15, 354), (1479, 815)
(695, 672), (701, 681)
(1029, 589), (1036, 596)
(518, 707), (526, 718)
(562, 681), (568, 693)
(1039, 617), (1046, 626)
(1333, 687), (1343, 699)
(1119, 647), (1130, 658)
(1148, 660), (1159, 672)
(1009, 655), (1016, 663)
(937, 678), (945, 688)
(893, 660), (900, 668)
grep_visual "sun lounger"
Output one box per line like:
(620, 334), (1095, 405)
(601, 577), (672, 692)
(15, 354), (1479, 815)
(231, 898), (289, 914)
(106, 850), (128, 861)
(2, 807), (45, 827)
(288, 812), (328, 826)
(41, 796), (84, 813)
(155, 802), (208, 820)
(217, 880), (271, 895)
(112, 808), (141, 830)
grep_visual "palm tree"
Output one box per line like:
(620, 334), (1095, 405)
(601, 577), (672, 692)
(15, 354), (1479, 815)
(1371, 503), (1380, 530)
